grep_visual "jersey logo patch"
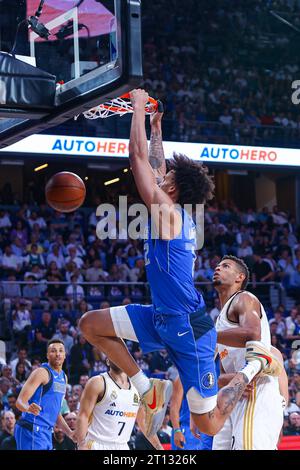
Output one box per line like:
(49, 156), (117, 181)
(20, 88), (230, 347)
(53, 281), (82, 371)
(110, 391), (118, 400)
(177, 331), (189, 337)
(133, 393), (140, 405)
(201, 372), (215, 389)
(220, 349), (229, 360)
(110, 402), (116, 407)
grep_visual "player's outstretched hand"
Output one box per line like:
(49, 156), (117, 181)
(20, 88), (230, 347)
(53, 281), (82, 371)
(28, 403), (42, 416)
(150, 100), (164, 128)
(130, 89), (149, 110)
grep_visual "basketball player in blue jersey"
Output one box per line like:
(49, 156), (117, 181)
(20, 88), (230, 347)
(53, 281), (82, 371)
(15, 339), (75, 450)
(170, 375), (213, 451)
(79, 89), (282, 438)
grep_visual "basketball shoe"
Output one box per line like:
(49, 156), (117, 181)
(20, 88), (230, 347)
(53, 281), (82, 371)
(141, 378), (173, 437)
(245, 341), (283, 377)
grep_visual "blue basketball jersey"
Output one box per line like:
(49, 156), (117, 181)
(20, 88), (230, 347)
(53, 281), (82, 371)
(144, 209), (204, 315)
(22, 363), (67, 428)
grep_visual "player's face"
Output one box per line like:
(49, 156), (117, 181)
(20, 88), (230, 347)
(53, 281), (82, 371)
(47, 343), (66, 369)
(213, 260), (242, 288)
(158, 170), (177, 195)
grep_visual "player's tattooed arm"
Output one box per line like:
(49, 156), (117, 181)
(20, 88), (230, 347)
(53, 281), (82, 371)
(214, 373), (248, 418)
(149, 101), (167, 184)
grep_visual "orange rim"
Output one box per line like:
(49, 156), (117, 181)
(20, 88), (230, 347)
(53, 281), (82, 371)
(98, 93), (158, 113)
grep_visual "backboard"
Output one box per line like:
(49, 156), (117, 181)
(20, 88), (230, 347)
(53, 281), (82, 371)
(0, 0), (142, 148)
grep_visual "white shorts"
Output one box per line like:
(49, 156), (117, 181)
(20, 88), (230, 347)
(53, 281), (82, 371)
(213, 377), (284, 450)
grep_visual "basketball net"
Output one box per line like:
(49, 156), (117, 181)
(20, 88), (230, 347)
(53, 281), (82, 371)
(79, 92), (158, 120)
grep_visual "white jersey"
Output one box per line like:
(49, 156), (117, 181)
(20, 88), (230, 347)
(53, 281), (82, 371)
(214, 290), (284, 450)
(216, 290), (271, 373)
(86, 372), (140, 449)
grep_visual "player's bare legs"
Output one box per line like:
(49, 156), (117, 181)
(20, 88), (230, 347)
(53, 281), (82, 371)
(79, 309), (173, 437)
(191, 372), (248, 436)
(79, 309), (139, 376)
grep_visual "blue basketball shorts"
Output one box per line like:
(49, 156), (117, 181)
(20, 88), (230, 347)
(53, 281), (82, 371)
(15, 420), (53, 450)
(110, 304), (218, 414)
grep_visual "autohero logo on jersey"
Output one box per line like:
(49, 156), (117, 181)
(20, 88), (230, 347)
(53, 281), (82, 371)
(104, 409), (137, 418)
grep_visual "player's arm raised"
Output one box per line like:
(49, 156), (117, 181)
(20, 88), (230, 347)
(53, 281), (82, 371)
(169, 377), (186, 448)
(217, 292), (261, 348)
(129, 89), (181, 240)
(75, 376), (103, 450)
(16, 367), (49, 414)
(149, 101), (166, 184)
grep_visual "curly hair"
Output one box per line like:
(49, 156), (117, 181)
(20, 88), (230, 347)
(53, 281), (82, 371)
(222, 255), (250, 290)
(167, 153), (215, 206)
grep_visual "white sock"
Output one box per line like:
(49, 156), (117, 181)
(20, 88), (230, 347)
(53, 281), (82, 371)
(240, 360), (262, 383)
(130, 370), (151, 396)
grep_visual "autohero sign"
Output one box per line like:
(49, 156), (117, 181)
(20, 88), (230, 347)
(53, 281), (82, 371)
(1, 134), (300, 167)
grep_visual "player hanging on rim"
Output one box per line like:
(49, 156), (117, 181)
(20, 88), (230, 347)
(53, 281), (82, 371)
(211, 255), (288, 450)
(14, 339), (75, 450)
(79, 89), (283, 437)
(75, 358), (163, 450)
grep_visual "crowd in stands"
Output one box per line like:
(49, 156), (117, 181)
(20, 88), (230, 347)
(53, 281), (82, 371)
(51, 0), (300, 148)
(0, 195), (300, 447)
(140, 0), (300, 147)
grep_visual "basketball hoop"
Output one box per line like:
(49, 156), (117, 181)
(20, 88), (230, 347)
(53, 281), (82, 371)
(80, 92), (158, 120)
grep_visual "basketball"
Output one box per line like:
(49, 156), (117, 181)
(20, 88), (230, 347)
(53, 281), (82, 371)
(45, 172), (86, 213)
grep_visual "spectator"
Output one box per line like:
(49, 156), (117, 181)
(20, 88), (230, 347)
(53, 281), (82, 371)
(23, 244), (45, 268)
(160, 413), (172, 439)
(66, 275), (85, 306)
(46, 244), (65, 270)
(90, 347), (107, 376)
(69, 335), (93, 384)
(79, 375), (89, 389)
(32, 311), (56, 360)
(252, 251), (274, 299)
(6, 393), (21, 421)
(85, 259), (109, 282)
(22, 275), (45, 307)
(0, 379), (12, 411)
(9, 348), (31, 377)
(45, 275), (65, 309)
(0, 411), (15, 446)
(0, 211), (12, 229)
(149, 350), (173, 378)
(10, 221), (27, 248)
(269, 311), (287, 338)
(283, 412), (300, 436)
(52, 425), (75, 450)
(11, 300), (32, 348)
(52, 320), (74, 356)
(67, 395), (80, 413)
(1, 273), (21, 311)
(15, 362), (29, 385)
(1, 245), (22, 275)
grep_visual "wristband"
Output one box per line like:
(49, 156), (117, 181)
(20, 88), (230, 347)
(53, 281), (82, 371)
(174, 428), (182, 434)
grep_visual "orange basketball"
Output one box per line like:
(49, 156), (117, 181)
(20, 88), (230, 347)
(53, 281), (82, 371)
(45, 172), (86, 213)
